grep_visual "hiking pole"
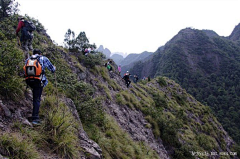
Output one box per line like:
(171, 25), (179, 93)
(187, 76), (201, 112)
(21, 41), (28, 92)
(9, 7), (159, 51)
(54, 72), (59, 108)
(17, 36), (21, 47)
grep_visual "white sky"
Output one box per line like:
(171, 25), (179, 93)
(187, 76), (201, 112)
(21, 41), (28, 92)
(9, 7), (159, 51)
(16, 0), (240, 55)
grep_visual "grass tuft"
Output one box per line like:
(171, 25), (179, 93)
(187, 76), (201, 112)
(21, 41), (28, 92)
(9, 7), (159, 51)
(41, 95), (80, 158)
(0, 133), (39, 159)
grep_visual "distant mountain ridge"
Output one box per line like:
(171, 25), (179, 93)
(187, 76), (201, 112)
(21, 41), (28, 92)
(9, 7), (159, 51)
(111, 54), (124, 65)
(120, 51), (153, 67)
(96, 45), (153, 67)
(96, 45), (111, 58)
(129, 26), (240, 147)
(112, 52), (128, 58)
(120, 51), (153, 76)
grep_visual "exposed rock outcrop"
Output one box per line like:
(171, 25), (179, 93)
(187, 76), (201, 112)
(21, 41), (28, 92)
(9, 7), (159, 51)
(0, 93), (103, 159)
(106, 103), (169, 159)
(63, 98), (102, 159)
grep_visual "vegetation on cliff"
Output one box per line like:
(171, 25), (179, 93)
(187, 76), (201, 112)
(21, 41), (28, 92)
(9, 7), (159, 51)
(0, 3), (239, 158)
(130, 28), (240, 151)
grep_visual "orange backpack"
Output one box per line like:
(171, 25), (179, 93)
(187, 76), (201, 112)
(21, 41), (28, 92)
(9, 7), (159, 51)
(23, 56), (43, 86)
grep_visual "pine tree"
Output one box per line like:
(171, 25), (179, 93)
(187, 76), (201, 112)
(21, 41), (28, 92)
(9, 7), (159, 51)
(64, 29), (75, 50)
(63, 29), (96, 52)
(0, 0), (19, 19)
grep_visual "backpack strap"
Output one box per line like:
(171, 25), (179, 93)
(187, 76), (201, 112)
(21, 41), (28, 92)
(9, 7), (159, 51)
(39, 56), (45, 75)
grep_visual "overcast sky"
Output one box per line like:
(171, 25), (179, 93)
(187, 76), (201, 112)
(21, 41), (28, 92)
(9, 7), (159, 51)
(16, 0), (240, 55)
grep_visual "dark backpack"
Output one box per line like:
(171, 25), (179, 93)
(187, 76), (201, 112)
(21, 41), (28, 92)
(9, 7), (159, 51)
(24, 20), (36, 32)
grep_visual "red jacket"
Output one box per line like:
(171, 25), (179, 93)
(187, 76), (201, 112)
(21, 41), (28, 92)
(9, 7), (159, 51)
(16, 20), (24, 35)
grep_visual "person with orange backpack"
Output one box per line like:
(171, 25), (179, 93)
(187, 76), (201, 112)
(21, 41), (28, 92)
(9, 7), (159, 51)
(23, 49), (56, 125)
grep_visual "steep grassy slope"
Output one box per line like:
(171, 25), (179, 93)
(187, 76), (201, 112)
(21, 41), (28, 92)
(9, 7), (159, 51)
(130, 28), (240, 148)
(0, 15), (239, 159)
(0, 15), (160, 159)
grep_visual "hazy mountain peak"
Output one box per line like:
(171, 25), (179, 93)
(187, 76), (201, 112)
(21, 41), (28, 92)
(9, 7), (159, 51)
(112, 52), (128, 58)
(229, 23), (240, 41)
(96, 45), (111, 58)
(202, 29), (219, 38)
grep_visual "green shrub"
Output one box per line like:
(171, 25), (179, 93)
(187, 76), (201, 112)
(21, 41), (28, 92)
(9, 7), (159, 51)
(44, 81), (56, 96)
(140, 79), (148, 85)
(99, 66), (121, 91)
(145, 116), (160, 137)
(41, 96), (80, 158)
(0, 133), (39, 159)
(115, 93), (126, 106)
(231, 144), (240, 158)
(152, 93), (168, 108)
(0, 30), (24, 100)
(97, 115), (159, 159)
(172, 92), (187, 106)
(121, 90), (139, 109)
(70, 55), (86, 72)
(173, 145), (195, 159)
(134, 84), (149, 96)
(12, 121), (44, 147)
(157, 77), (167, 87)
(196, 133), (218, 151)
(78, 97), (105, 127)
(80, 53), (104, 68)
(72, 81), (95, 101)
(99, 83), (112, 100)
(49, 58), (78, 95)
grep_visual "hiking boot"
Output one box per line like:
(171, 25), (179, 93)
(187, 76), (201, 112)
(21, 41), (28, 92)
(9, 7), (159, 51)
(32, 120), (41, 126)
(28, 44), (33, 51)
(22, 45), (29, 51)
(24, 50), (29, 59)
(22, 41), (29, 51)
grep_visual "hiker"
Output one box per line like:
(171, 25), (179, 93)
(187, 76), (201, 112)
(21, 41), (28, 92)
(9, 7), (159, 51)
(84, 48), (88, 56)
(148, 76), (151, 81)
(134, 75), (139, 83)
(91, 47), (95, 53)
(105, 60), (112, 71)
(122, 71), (131, 88)
(23, 49), (56, 125)
(16, 16), (35, 52)
(88, 47), (91, 54)
(118, 65), (121, 75)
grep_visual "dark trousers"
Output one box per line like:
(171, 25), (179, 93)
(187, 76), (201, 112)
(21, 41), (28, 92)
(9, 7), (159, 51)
(125, 80), (131, 88)
(32, 86), (43, 120)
